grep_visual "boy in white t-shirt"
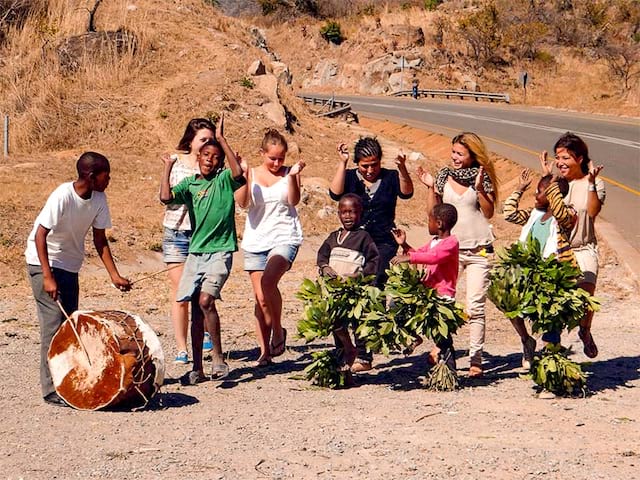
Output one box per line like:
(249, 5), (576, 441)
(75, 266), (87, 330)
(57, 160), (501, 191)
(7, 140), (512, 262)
(25, 152), (131, 406)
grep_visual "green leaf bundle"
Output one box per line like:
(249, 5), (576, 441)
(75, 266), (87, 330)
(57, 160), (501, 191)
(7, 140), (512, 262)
(488, 238), (599, 335)
(531, 344), (586, 396)
(357, 264), (466, 355)
(304, 350), (349, 389)
(296, 275), (382, 342)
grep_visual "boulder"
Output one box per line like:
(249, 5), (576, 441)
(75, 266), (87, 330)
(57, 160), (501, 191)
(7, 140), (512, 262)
(247, 59), (266, 76)
(386, 25), (425, 49)
(57, 29), (137, 72)
(270, 61), (292, 85)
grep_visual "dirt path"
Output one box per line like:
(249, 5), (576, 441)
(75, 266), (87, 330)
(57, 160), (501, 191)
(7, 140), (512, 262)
(1, 225), (639, 479)
(1, 121), (639, 479)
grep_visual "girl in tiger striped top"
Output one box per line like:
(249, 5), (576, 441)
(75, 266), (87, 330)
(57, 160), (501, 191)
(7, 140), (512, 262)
(503, 168), (577, 370)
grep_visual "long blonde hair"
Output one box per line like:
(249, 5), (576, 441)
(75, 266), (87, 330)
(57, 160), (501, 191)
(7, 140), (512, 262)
(452, 132), (499, 201)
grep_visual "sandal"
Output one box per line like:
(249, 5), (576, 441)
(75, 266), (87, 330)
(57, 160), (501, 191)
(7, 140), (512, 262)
(270, 328), (287, 357)
(180, 370), (206, 386)
(578, 328), (598, 359)
(210, 362), (230, 380)
(468, 365), (483, 378)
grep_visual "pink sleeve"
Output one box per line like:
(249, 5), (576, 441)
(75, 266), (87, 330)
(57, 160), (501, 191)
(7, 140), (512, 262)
(409, 237), (458, 265)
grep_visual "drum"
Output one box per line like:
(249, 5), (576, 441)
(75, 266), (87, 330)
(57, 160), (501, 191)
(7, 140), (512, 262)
(48, 310), (165, 411)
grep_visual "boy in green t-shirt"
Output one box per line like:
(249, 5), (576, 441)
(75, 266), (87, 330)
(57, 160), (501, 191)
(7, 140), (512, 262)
(160, 114), (245, 384)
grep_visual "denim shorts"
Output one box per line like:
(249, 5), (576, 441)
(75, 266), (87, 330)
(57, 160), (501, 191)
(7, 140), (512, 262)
(176, 251), (232, 301)
(243, 244), (299, 271)
(162, 227), (192, 264)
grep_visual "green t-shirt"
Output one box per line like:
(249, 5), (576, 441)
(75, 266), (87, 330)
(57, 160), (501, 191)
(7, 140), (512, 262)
(171, 169), (245, 253)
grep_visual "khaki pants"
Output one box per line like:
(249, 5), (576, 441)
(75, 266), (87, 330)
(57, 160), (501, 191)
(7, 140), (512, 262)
(459, 251), (492, 367)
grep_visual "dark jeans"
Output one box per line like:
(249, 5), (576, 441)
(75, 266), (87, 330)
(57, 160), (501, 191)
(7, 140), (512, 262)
(375, 242), (399, 289)
(542, 330), (561, 344)
(28, 264), (79, 397)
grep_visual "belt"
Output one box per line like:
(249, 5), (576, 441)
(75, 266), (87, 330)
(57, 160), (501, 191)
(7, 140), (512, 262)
(459, 244), (494, 255)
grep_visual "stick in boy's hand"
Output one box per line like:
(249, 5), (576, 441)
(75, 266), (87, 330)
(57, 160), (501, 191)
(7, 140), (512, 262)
(518, 169), (533, 192)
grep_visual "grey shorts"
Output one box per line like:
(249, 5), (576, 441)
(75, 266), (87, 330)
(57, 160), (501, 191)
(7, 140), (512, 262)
(243, 244), (299, 271)
(176, 251), (232, 301)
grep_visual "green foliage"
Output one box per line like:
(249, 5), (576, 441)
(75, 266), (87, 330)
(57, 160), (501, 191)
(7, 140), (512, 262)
(357, 264), (466, 355)
(488, 238), (599, 335)
(423, 0), (443, 10)
(205, 111), (220, 125)
(424, 362), (459, 391)
(296, 275), (382, 342)
(304, 350), (349, 389)
(531, 344), (587, 396)
(320, 20), (344, 45)
(239, 76), (255, 89)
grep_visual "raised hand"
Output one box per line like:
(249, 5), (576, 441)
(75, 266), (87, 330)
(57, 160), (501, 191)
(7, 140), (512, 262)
(588, 164), (604, 183)
(289, 160), (306, 176)
(518, 168), (533, 192)
(337, 143), (349, 164)
(395, 151), (407, 169)
(391, 227), (406, 245)
(475, 166), (485, 192)
(416, 165), (434, 188)
(160, 152), (176, 167)
(216, 112), (225, 140)
(539, 150), (553, 176)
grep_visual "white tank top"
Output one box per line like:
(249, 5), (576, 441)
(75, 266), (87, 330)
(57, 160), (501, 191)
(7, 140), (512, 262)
(442, 182), (494, 249)
(241, 168), (303, 252)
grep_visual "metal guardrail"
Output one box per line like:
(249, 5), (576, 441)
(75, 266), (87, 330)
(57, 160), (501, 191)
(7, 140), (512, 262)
(298, 95), (356, 118)
(393, 89), (510, 103)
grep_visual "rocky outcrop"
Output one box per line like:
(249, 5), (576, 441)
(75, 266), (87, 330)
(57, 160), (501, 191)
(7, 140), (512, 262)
(56, 29), (137, 72)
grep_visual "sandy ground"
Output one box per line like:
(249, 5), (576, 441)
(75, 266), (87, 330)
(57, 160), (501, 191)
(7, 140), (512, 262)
(1, 229), (639, 479)
(1, 118), (639, 479)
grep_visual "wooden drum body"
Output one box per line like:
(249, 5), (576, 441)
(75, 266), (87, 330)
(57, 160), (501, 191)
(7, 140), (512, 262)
(48, 310), (165, 411)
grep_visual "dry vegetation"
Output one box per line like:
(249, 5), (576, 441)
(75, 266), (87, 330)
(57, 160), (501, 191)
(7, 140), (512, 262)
(0, 0), (638, 282)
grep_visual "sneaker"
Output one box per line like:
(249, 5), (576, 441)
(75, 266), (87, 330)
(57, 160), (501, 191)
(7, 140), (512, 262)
(522, 336), (537, 370)
(44, 392), (69, 407)
(203, 332), (213, 353)
(174, 350), (189, 364)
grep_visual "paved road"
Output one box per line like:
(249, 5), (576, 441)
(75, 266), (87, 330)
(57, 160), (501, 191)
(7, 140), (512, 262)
(309, 94), (640, 250)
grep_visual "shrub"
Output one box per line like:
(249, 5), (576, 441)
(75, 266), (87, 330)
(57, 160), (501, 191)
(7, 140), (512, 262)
(240, 76), (255, 89)
(320, 20), (344, 45)
(424, 0), (443, 10)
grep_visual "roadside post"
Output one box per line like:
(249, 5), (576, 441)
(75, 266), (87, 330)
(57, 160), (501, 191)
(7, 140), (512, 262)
(519, 71), (529, 103)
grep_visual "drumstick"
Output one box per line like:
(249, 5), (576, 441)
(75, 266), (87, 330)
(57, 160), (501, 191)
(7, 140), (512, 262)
(130, 264), (182, 285)
(56, 299), (92, 366)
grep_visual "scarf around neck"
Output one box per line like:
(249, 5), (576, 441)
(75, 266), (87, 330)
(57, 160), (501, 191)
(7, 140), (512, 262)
(435, 166), (494, 196)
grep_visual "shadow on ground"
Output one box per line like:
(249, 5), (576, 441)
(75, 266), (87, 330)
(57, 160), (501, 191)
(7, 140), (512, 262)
(583, 355), (640, 393)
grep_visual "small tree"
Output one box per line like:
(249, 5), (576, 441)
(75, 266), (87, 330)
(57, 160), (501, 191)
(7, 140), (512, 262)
(457, 3), (503, 65)
(320, 20), (344, 45)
